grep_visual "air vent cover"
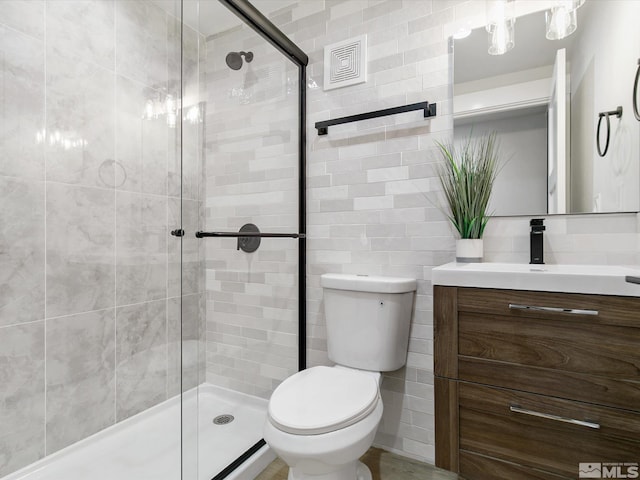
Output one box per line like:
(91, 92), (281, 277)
(323, 35), (367, 91)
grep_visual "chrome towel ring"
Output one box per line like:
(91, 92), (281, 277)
(634, 58), (640, 121)
(596, 106), (623, 157)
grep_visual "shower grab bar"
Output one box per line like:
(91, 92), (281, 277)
(596, 106), (623, 157)
(195, 231), (305, 239)
(315, 101), (437, 135)
(634, 58), (640, 121)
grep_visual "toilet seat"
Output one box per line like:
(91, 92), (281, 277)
(268, 366), (379, 435)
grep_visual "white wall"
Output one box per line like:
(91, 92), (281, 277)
(571, 59), (595, 212)
(456, 110), (548, 216)
(570, 0), (640, 212)
(269, 0), (640, 465)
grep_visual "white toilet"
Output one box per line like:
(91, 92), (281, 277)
(264, 273), (417, 480)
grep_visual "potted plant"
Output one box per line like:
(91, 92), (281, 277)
(435, 131), (501, 262)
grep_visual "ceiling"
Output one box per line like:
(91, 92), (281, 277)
(183, 0), (296, 37)
(454, 8), (581, 85)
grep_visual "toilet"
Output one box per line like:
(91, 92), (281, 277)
(264, 273), (417, 480)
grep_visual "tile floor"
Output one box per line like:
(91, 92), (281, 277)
(255, 447), (459, 480)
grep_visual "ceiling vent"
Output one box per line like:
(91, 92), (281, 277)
(323, 35), (367, 91)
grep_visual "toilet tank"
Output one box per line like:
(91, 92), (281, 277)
(320, 274), (417, 372)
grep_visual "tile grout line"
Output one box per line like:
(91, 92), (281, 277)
(165, 5), (171, 403)
(113, 0), (118, 427)
(0, 318), (47, 331)
(35, 177), (181, 199)
(43, 0), (48, 458)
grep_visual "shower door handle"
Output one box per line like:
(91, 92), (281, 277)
(195, 231), (304, 238)
(196, 223), (304, 253)
(170, 229), (185, 237)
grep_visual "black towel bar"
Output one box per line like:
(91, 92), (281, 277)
(315, 101), (436, 135)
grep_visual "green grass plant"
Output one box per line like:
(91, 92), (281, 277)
(435, 132), (501, 239)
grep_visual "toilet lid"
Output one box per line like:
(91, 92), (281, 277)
(268, 366), (379, 435)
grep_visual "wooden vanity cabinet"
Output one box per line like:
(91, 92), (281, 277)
(434, 286), (640, 480)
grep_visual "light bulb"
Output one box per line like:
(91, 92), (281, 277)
(185, 106), (200, 124)
(486, 0), (515, 55)
(167, 112), (177, 129)
(487, 18), (515, 55)
(165, 94), (176, 114)
(144, 99), (154, 119)
(545, 0), (583, 40)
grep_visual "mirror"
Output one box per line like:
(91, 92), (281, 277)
(453, 0), (640, 216)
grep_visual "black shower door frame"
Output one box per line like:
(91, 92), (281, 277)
(205, 1), (308, 479)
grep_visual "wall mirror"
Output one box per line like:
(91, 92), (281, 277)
(453, 0), (640, 216)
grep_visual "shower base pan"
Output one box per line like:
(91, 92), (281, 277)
(3, 384), (274, 480)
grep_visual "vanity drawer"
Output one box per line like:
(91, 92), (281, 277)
(459, 311), (640, 378)
(457, 288), (639, 327)
(457, 310), (640, 410)
(458, 382), (640, 479)
(459, 356), (640, 412)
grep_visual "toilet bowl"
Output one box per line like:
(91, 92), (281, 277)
(264, 366), (382, 480)
(263, 274), (417, 480)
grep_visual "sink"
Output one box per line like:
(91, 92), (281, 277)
(432, 262), (640, 296)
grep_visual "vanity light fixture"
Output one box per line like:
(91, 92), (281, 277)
(486, 0), (516, 55)
(545, 0), (584, 40)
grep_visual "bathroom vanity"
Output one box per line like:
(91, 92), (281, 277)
(432, 263), (640, 479)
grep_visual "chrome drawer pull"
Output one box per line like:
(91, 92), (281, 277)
(508, 304), (599, 316)
(509, 405), (600, 429)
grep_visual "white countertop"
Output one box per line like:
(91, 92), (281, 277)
(432, 262), (640, 297)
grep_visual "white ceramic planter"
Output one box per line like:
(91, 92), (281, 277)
(456, 239), (483, 263)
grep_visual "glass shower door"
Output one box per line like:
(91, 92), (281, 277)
(179, 1), (303, 478)
(177, 2), (207, 479)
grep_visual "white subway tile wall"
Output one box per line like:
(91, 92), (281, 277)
(203, 22), (300, 397)
(266, 0), (639, 465)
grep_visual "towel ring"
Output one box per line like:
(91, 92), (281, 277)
(634, 58), (640, 121)
(596, 106), (623, 157)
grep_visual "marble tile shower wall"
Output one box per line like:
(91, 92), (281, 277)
(0, 1), (205, 477)
(267, 0), (640, 465)
(203, 26), (300, 397)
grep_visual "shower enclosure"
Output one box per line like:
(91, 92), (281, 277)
(0, 1), (306, 479)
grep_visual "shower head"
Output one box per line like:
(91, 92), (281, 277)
(225, 51), (254, 70)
